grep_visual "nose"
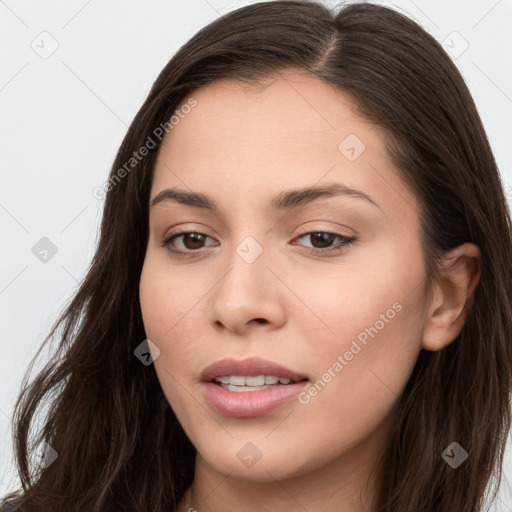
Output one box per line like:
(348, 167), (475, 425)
(209, 239), (287, 335)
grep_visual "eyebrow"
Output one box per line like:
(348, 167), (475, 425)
(150, 182), (381, 211)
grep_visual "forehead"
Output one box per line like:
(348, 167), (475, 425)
(150, 70), (417, 218)
(160, 70), (386, 160)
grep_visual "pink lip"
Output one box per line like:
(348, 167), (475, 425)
(200, 357), (309, 418)
(199, 357), (308, 382)
(202, 380), (309, 418)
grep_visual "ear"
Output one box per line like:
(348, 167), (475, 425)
(422, 243), (482, 352)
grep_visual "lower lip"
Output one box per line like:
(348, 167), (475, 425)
(202, 380), (309, 418)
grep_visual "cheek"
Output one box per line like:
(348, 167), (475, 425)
(297, 239), (419, 354)
(139, 252), (197, 345)
(288, 246), (423, 355)
(296, 306), (422, 467)
(294, 246), (427, 436)
(139, 253), (205, 396)
(139, 261), (195, 434)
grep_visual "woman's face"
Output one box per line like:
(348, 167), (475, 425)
(139, 69), (430, 484)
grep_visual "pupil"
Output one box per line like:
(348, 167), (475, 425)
(184, 233), (205, 250)
(311, 232), (333, 248)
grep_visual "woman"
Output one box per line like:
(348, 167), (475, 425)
(3, 1), (511, 510)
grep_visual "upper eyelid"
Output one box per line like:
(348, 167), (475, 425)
(163, 225), (350, 239)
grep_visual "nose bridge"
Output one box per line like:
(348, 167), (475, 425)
(210, 231), (286, 329)
(220, 233), (272, 299)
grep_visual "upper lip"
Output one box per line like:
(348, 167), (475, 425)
(200, 357), (309, 382)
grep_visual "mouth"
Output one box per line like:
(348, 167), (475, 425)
(200, 356), (309, 385)
(210, 374), (308, 392)
(200, 357), (310, 417)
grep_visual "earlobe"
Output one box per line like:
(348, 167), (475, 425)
(421, 243), (482, 352)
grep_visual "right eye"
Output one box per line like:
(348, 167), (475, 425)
(161, 229), (218, 257)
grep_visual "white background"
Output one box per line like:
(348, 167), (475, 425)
(1, 0), (511, 509)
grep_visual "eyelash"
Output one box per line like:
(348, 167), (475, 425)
(160, 226), (357, 258)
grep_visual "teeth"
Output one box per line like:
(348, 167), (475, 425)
(213, 375), (297, 386)
(245, 375), (265, 386)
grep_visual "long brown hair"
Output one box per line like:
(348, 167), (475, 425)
(4, 1), (512, 510)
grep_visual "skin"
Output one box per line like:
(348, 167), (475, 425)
(139, 69), (482, 512)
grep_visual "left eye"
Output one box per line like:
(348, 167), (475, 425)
(161, 229), (356, 257)
(294, 231), (356, 254)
